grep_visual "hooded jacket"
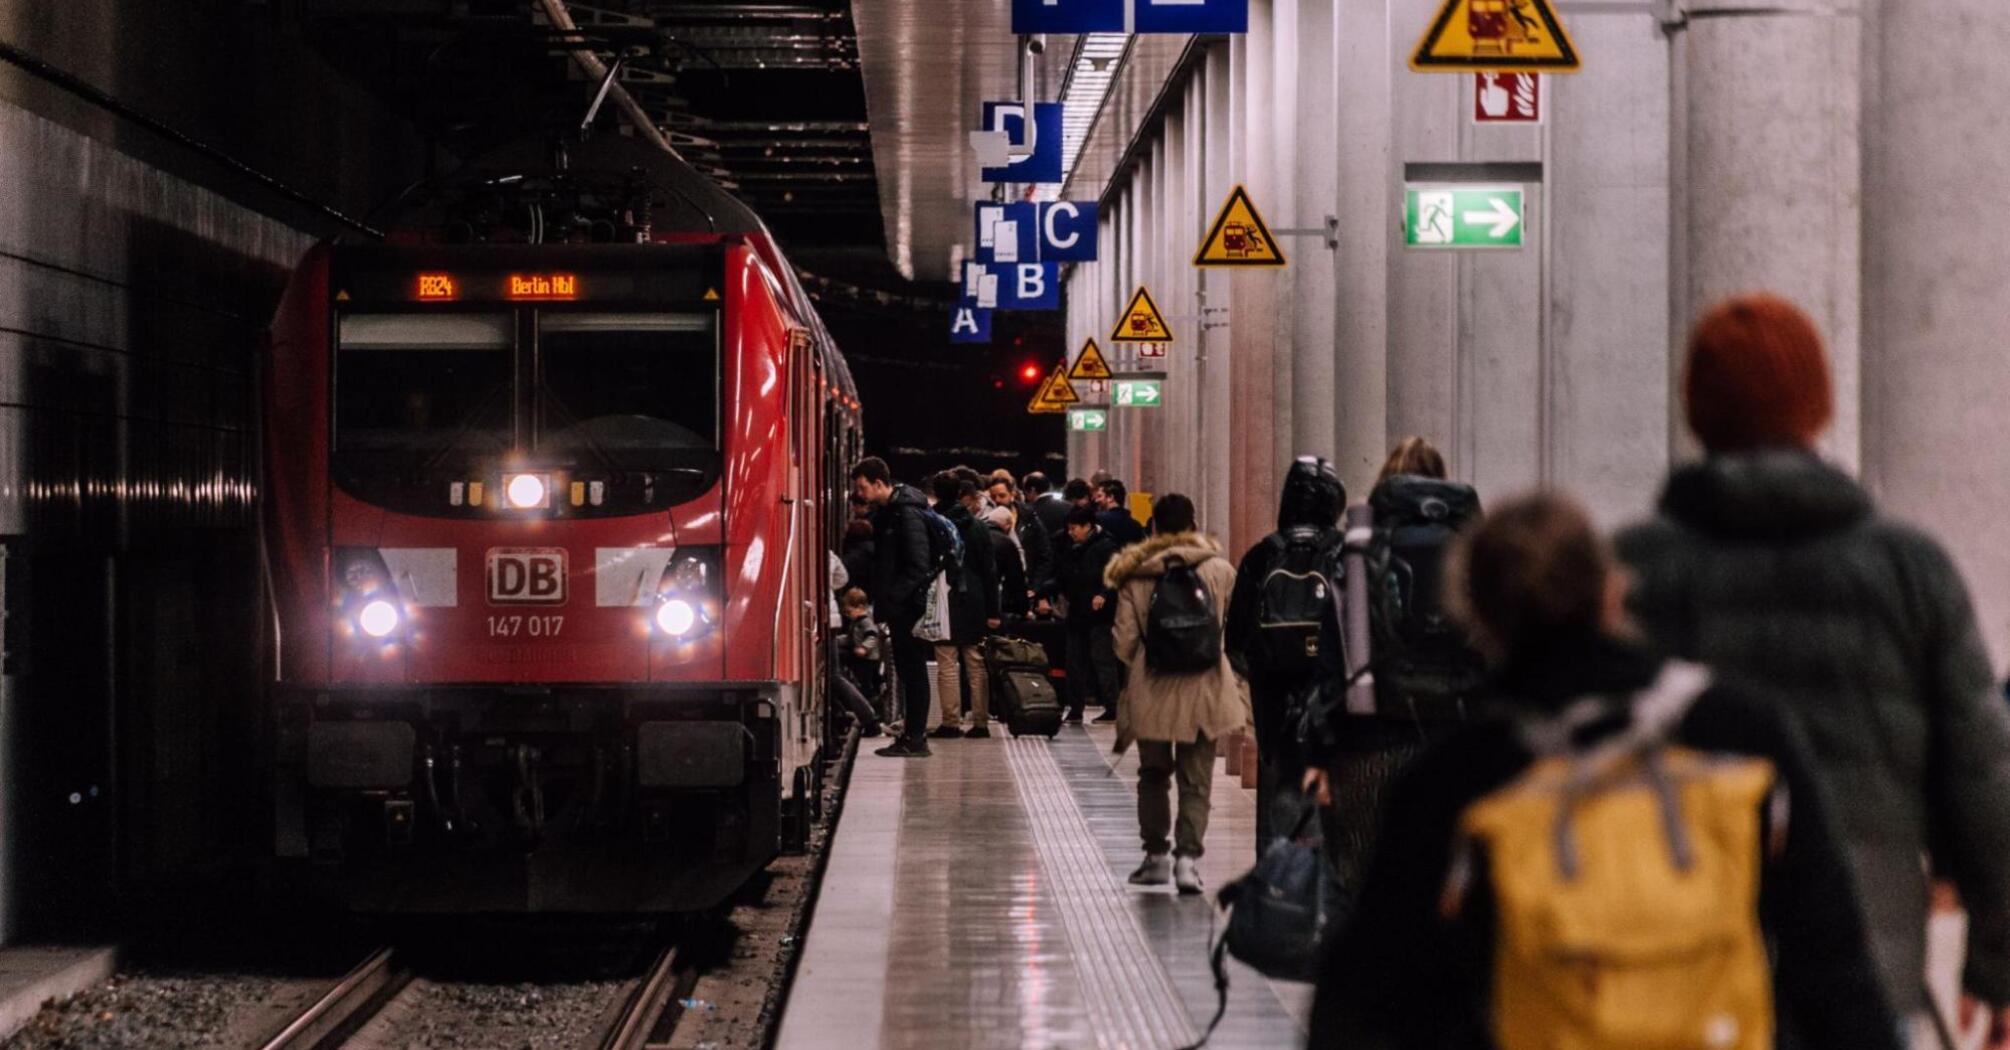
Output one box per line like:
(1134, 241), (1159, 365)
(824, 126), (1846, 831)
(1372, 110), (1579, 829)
(1106, 533), (1253, 748)
(1617, 449), (2010, 1009)
(1309, 632), (1901, 1050)
(1225, 459), (1347, 691)
(869, 483), (935, 617)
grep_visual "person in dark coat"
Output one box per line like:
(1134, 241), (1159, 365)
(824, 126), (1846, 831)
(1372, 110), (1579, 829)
(1024, 471), (1071, 551)
(1224, 456), (1346, 845)
(1095, 478), (1147, 546)
(1057, 505), (1122, 723)
(839, 518), (877, 604)
(982, 503), (1031, 621)
(1310, 494), (1900, 1050)
(988, 473), (1053, 613)
(927, 474), (1002, 738)
(852, 456), (936, 758)
(1617, 294), (2010, 1034)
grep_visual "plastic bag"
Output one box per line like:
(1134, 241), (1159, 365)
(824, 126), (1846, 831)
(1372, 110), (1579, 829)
(912, 572), (952, 642)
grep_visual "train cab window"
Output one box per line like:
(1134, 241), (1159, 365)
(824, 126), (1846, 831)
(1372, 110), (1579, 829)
(335, 313), (513, 463)
(536, 312), (718, 470)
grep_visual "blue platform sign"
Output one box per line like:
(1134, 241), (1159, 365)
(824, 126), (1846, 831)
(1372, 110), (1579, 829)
(980, 102), (1063, 185)
(967, 262), (1059, 311)
(976, 202), (1099, 264)
(1013, 0), (1125, 34)
(1012, 0), (1246, 34)
(1134, 0), (1248, 33)
(949, 305), (993, 344)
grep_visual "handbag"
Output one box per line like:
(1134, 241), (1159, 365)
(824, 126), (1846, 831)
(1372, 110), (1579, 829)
(911, 572), (952, 643)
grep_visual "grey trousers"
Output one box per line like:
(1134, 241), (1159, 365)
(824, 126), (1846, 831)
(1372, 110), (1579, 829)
(1137, 736), (1217, 858)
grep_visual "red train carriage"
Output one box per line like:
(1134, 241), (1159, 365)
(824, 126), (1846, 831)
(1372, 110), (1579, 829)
(262, 138), (861, 912)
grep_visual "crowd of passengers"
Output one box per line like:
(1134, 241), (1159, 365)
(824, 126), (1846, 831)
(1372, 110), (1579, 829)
(838, 293), (2010, 1050)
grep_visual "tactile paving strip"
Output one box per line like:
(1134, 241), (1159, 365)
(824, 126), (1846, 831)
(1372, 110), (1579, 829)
(1004, 738), (1201, 1050)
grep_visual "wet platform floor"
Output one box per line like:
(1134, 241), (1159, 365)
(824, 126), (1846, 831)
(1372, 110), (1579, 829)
(776, 723), (1311, 1050)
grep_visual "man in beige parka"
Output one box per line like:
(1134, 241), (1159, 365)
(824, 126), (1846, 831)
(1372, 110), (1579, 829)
(1106, 492), (1252, 895)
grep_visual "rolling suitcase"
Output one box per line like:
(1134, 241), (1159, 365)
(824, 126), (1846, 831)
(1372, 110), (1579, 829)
(984, 635), (1064, 738)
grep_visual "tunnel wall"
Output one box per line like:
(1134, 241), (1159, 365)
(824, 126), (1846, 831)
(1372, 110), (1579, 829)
(0, 2), (421, 944)
(1062, 0), (2010, 672)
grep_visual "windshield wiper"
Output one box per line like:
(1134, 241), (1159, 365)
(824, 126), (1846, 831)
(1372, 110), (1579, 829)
(418, 384), (511, 474)
(536, 387), (624, 475)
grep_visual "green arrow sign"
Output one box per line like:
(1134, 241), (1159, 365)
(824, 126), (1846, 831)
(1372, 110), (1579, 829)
(1113, 379), (1162, 408)
(1404, 186), (1525, 248)
(1068, 408), (1109, 432)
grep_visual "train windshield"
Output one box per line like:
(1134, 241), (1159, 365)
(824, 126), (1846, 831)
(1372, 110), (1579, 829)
(335, 313), (514, 464)
(537, 313), (717, 469)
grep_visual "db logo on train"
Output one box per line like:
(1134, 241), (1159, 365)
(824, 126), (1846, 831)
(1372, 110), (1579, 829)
(487, 548), (568, 605)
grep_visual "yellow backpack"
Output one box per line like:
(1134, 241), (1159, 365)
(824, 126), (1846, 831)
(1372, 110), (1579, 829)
(1450, 662), (1785, 1050)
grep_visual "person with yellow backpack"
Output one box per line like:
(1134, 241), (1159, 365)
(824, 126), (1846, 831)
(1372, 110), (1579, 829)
(1306, 494), (1900, 1050)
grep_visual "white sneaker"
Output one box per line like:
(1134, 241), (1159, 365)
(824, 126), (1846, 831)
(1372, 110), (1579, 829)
(1128, 853), (1172, 886)
(1174, 856), (1204, 896)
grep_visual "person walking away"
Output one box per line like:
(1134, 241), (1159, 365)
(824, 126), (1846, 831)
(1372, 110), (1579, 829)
(852, 457), (937, 758)
(1057, 506), (1122, 723)
(1107, 493), (1249, 895)
(1310, 494), (1900, 1050)
(928, 475), (1002, 739)
(1096, 478), (1148, 546)
(1225, 456), (1347, 846)
(1616, 293), (2010, 1040)
(1303, 437), (1483, 896)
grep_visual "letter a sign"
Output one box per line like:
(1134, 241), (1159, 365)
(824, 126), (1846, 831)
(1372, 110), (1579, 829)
(1195, 185), (1285, 268)
(1411, 0), (1581, 73)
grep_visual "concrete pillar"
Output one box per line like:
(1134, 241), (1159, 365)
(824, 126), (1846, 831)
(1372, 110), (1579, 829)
(1671, 4), (1862, 470)
(1862, 0), (2010, 665)
(1330, 0), (1392, 497)
(1288, 0), (1337, 461)
(1227, 4), (1281, 557)
(1199, 45), (1235, 540)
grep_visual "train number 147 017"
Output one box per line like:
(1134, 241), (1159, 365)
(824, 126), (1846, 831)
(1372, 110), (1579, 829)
(487, 615), (564, 638)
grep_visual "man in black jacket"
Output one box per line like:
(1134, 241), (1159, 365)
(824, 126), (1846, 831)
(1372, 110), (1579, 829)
(987, 473), (1053, 612)
(1056, 506), (1122, 723)
(1224, 456), (1345, 845)
(852, 456), (936, 758)
(1095, 478), (1147, 546)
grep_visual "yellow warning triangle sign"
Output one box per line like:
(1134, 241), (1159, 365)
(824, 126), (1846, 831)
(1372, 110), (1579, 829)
(1410, 0), (1581, 73)
(1110, 288), (1175, 344)
(704, 288), (722, 301)
(1195, 185), (1286, 268)
(1028, 363), (1080, 414)
(1068, 339), (1114, 381)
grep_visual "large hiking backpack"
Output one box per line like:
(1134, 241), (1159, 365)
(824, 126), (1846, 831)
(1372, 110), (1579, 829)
(1249, 528), (1341, 677)
(1366, 476), (1484, 713)
(1453, 662), (1781, 1050)
(983, 635), (1063, 737)
(918, 507), (966, 581)
(1145, 555), (1222, 673)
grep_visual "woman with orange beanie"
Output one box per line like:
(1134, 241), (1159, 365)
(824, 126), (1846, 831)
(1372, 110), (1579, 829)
(1618, 293), (2010, 1047)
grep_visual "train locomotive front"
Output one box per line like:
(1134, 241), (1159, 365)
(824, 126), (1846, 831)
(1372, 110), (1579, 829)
(262, 139), (859, 912)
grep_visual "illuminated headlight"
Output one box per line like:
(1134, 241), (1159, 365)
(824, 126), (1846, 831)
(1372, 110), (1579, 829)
(358, 598), (401, 639)
(655, 599), (697, 636)
(506, 473), (549, 509)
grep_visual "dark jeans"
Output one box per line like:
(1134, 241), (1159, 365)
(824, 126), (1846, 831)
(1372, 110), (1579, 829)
(832, 666), (880, 731)
(1064, 620), (1120, 717)
(1250, 677), (1312, 846)
(889, 610), (933, 745)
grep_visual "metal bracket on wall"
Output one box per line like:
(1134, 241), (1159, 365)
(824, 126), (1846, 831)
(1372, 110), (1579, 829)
(1164, 308), (1234, 331)
(1273, 216), (1340, 251)
(1656, 0), (1860, 30)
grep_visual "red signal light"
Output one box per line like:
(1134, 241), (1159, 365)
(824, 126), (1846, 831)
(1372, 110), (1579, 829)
(1019, 363), (1042, 384)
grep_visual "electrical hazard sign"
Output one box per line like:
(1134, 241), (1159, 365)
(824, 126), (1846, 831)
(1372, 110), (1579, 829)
(1069, 339), (1115, 380)
(1028, 363), (1081, 414)
(1411, 0), (1580, 73)
(1110, 287), (1175, 343)
(1195, 185), (1285, 267)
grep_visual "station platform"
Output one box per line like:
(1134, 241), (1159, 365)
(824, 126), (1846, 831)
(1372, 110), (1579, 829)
(776, 723), (1312, 1050)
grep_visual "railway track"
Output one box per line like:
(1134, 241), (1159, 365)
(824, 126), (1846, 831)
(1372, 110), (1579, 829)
(253, 941), (695, 1050)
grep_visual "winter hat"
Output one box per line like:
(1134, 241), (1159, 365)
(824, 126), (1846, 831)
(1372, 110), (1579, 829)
(1684, 294), (1834, 453)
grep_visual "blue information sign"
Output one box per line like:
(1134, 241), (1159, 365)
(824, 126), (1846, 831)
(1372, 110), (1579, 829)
(975, 202), (1099, 264)
(1011, 0), (1246, 34)
(1012, 0), (1125, 34)
(993, 262), (1061, 311)
(1134, 0), (1248, 33)
(980, 102), (1063, 185)
(949, 305), (993, 344)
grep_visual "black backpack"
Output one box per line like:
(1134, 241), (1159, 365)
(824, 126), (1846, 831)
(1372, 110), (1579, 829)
(917, 507), (966, 581)
(1249, 528), (1341, 677)
(1146, 555), (1222, 673)
(1367, 476), (1484, 712)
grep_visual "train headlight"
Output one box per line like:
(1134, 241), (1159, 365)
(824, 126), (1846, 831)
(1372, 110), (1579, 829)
(655, 599), (697, 636)
(506, 473), (549, 510)
(652, 550), (721, 639)
(357, 599), (402, 639)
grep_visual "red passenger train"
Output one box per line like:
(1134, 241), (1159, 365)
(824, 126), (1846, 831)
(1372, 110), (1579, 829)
(261, 137), (860, 912)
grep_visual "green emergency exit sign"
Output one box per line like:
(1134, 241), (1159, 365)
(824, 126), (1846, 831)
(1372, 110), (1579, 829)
(1404, 186), (1525, 248)
(1113, 379), (1162, 408)
(1068, 408), (1109, 432)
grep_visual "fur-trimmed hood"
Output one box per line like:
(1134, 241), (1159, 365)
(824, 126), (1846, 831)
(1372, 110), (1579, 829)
(1103, 532), (1224, 588)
